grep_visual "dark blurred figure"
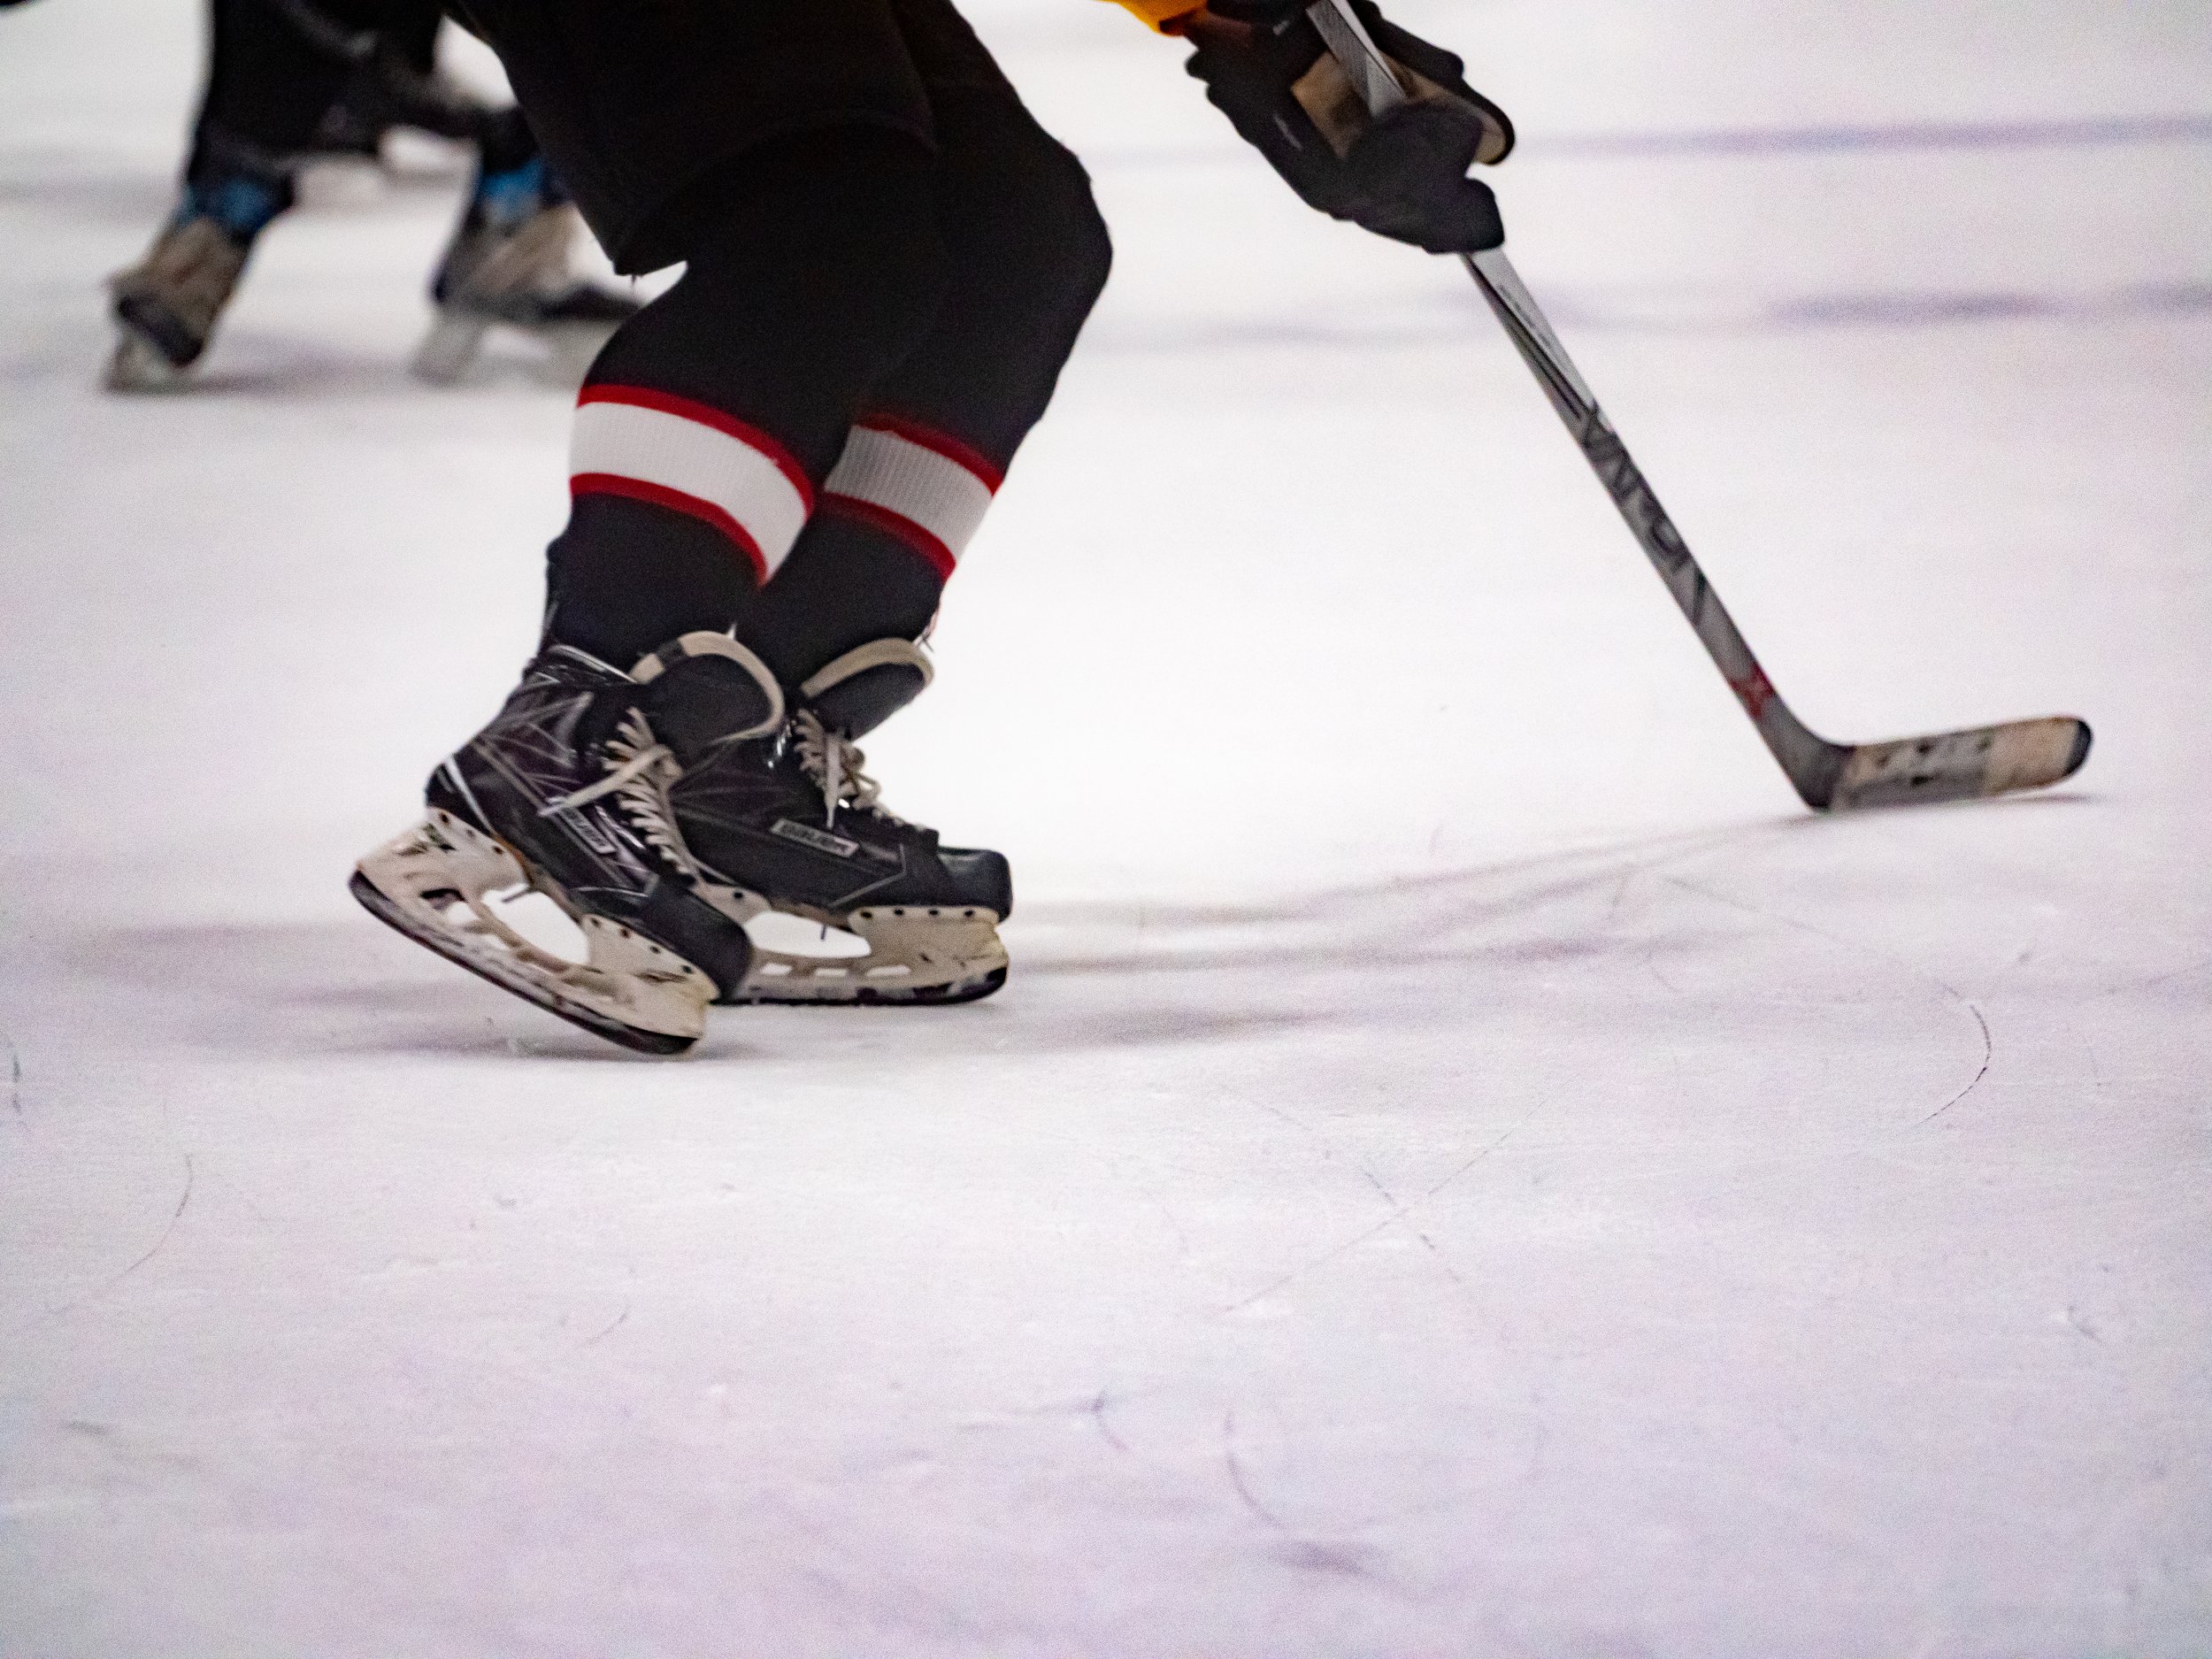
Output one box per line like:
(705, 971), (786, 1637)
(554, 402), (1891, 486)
(107, 0), (637, 388)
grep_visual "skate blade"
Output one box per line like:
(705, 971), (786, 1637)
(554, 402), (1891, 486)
(721, 905), (1008, 1007)
(463, 206), (576, 299)
(104, 330), (194, 394)
(410, 311), (490, 385)
(534, 320), (620, 384)
(351, 810), (711, 1054)
(409, 313), (616, 387)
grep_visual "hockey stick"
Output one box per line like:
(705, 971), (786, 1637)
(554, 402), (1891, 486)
(1307, 0), (2091, 810)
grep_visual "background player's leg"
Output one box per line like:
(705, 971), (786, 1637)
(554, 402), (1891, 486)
(191, 0), (365, 168)
(105, 0), (349, 387)
(541, 126), (949, 668)
(311, 0), (488, 157)
(111, 0), (622, 388)
(742, 90), (1113, 687)
(410, 105), (642, 386)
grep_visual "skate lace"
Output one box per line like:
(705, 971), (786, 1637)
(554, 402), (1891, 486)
(537, 713), (708, 879)
(792, 710), (909, 829)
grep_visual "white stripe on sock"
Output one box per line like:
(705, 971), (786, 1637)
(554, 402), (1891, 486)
(571, 389), (811, 578)
(823, 424), (997, 574)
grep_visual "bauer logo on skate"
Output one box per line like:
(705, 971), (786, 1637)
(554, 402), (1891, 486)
(772, 818), (860, 858)
(822, 415), (1002, 579)
(569, 384), (815, 580)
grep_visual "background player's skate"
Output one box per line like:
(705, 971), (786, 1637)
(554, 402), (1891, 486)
(350, 634), (759, 1053)
(104, 0), (631, 391)
(411, 155), (640, 385)
(104, 144), (284, 390)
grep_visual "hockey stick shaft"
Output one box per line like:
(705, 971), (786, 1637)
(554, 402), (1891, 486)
(1455, 248), (1843, 799)
(1305, 0), (2090, 810)
(1306, 0), (1832, 798)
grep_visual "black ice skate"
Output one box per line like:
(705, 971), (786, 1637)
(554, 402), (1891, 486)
(412, 157), (640, 385)
(106, 214), (251, 391)
(657, 639), (1012, 1006)
(349, 638), (762, 1054)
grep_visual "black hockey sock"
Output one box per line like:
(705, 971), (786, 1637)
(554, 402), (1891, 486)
(745, 94), (1111, 686)
(546, 104), (1111, 687)
(742, 508), (949, 689)
(541, 497), (758, 669)
(863, 92), (1112, 463)
(474, 108), (539, 179)
(543, 126), (947, 669)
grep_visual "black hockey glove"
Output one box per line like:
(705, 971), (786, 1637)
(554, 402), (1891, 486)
(1185, 0), (1512, 254)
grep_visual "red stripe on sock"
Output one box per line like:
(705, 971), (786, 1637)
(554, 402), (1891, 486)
(577, 384), (817, 511)
(821, 492), (958, 581)
(852, 411), (1004, 493)
(571, 472), (769, 582)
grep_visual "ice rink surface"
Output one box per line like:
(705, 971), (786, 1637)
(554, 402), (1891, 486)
(4, 0), (2209, 1653)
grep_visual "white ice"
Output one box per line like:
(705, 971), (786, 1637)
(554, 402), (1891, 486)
(3, 0), (2209, 1652)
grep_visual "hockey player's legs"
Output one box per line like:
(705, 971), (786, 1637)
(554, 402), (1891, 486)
(356, 123), (995, 1027)
(642, 95), (1106, 1005)
(514, 127), (1011, 1007)
(193, 0), (365, 164)
(411, 115), (641, 388)
(360, 2), (1056, 1036)
(525, 14), (1102, 1010)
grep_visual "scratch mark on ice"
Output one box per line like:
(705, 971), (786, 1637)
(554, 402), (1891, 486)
(3, 1033), (27, 1148)
(1137, 1185), (1194, 1261)
(1222, 1409), (1292, 1532)
(1655, 873), (2002, 1131)
(1919, 1002), (1993, 1125)
(1223, 1125), (1517, 1315)
(114, 1152), (195, 1282)
(20, 1146), (201, 1334)
(2135, 954), (2212, 989)
(1091, 1389), (1130, 1454)
(580, 1302), (631, 1348)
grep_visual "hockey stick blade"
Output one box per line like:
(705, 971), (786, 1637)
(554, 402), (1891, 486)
(1306, 0), (2093, 813)
(1819, 717), (2091, 811)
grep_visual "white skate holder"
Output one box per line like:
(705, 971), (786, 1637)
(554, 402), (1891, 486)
(411, 205), (611, 387)
(352, 808), (714, 1052)
(732, 903), (1008, 1005)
